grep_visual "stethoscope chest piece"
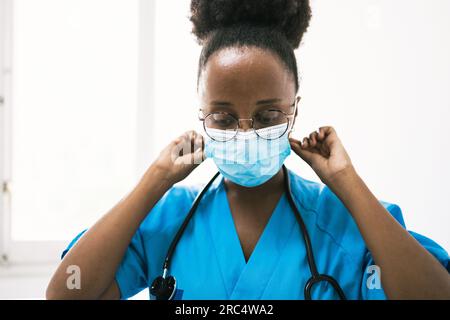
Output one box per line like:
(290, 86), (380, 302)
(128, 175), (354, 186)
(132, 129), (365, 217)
(150, 275), (177, 300)
(305, 274), (347, 300)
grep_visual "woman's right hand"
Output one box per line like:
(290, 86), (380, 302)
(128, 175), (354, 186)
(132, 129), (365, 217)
(47, 130), (205, 300)
(151, 130), (205, 185)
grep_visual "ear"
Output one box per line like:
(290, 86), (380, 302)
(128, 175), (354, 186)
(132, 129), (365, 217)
(292, 95), (301, 126)
(288, 96), (301, 138)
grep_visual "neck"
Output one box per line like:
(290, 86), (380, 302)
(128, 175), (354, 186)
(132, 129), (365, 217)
(224, 167), (285, 196)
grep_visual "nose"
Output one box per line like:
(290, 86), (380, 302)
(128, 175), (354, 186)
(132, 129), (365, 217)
(238, 118), (253, 131)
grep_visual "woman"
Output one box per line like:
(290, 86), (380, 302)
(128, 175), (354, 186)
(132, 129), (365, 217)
(47, 0), (450, 300)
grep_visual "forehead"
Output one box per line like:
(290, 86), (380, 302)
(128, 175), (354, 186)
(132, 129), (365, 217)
(199, 46), (295, 101)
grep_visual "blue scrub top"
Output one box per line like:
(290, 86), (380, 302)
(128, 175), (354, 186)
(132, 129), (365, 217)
(61, 168), (450, 300)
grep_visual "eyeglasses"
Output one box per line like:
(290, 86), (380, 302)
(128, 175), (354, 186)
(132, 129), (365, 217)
(199, 97), (299, 142)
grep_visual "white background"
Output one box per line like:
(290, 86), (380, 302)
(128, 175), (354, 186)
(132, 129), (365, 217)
(0, 0), (449, 299)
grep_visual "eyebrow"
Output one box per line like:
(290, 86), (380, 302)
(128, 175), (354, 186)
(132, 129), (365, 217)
(209, 98), (282, 106)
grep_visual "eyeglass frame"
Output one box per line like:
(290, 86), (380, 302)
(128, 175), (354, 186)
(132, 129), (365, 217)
(198, 96), (300, 141)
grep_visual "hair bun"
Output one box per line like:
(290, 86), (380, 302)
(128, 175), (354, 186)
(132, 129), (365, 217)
(190, 0), (312, 49)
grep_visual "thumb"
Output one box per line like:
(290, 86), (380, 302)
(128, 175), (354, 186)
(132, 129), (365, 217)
(175, 146), (204, 167)
(192, 146), (205, 165)
(289, 137), (315, 165)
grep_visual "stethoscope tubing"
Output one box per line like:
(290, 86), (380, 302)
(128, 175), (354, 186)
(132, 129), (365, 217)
(156, 165), (346, 300)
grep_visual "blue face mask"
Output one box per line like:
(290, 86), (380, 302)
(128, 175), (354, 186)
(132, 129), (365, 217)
(204, 123), (291, 187)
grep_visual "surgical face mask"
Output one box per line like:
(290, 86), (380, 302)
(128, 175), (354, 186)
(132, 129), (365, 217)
(204, 123), (291, 187)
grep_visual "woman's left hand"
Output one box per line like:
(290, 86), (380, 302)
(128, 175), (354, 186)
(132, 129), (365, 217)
(289, 126), (355, 186)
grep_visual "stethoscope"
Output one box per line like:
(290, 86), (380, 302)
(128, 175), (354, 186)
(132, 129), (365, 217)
(150, 165), (347, 300)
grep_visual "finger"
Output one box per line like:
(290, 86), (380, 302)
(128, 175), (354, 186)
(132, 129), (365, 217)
(318, 126), (336, 138)
(176, 146), (203, 166)
(182, 130), (195, 140)
(182, 130), (200, 152)
(318, 127), (343, 158)
(302, 137), (309, 149)
(318, 126), (338, 147)
(289, 137), (302, 147)
(292, 139), (315, 165)
(289, 138), (302, 154)
(173, 131), (197, 158)
(194, 133), (204, 151)
(318, 140), (331, 157)
(187, 130), (196, 152)
(171, 133), (185, 146)
(309, 131), (318, 147)
(192, 147), (205, 165)
(317, 127), (326, 141)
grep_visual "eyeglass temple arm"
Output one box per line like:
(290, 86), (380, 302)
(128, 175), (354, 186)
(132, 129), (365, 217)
(288, 97), (300, 117)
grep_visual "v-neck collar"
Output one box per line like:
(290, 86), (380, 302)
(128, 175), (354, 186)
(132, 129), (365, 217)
(207, 176), (296, 299)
